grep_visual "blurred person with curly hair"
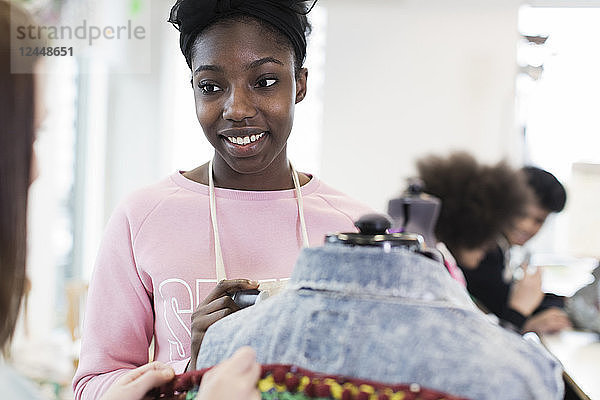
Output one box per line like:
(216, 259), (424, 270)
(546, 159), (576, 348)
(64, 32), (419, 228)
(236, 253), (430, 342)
(417, 153), (572, 335)
(468, 166), (572, 335)
(416, 154), (535, 322)
(416, 152), (532, 271)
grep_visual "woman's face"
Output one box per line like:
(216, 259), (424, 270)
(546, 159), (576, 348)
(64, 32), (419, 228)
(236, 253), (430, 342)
(505, 203), (550, 246)
(191, 19), (307, 178)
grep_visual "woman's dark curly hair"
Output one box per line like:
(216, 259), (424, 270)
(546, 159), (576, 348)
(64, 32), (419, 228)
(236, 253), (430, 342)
(417, 152), (532, 253)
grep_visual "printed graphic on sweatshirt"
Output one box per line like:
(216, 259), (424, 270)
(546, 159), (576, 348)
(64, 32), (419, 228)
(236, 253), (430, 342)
(158, 277), (288, 362)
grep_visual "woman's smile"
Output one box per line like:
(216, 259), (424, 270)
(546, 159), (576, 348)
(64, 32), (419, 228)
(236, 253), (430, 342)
(221, 129), (269, 158)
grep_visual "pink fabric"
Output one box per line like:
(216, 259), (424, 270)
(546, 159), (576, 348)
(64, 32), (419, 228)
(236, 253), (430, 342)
(436, 242), (467, 287)
(72, 172), (373, 400)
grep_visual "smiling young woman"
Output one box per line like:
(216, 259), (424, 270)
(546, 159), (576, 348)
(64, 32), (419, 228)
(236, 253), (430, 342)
(186, 17), (308, 190)
(73, 2), (373, 399)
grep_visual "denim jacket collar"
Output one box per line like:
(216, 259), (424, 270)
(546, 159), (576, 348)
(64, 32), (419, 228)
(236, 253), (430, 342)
(287, 246), (476, 310)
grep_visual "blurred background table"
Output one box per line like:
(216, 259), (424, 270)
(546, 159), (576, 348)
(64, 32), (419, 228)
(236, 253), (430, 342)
(534, 253), (599, 399)
(541, 330), (600, 400)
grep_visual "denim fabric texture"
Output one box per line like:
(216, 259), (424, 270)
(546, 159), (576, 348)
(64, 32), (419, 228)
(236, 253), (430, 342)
(197, 246), (564, 400)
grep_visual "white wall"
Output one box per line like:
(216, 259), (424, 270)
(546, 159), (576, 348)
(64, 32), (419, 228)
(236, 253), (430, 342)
(318, 0), (523, 212)
(102, 0), (175, 219)
(568, 162), (600, 258)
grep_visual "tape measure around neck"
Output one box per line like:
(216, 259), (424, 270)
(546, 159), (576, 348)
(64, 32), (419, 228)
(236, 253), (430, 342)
(208, 159), (309, 282)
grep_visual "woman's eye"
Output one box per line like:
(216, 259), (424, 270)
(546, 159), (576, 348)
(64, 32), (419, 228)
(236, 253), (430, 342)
(198, 83), (222, 94)
(256, 78), (277, 88)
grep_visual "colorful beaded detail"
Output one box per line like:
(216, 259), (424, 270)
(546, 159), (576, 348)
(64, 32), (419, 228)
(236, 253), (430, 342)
(148, 364), (470, 400)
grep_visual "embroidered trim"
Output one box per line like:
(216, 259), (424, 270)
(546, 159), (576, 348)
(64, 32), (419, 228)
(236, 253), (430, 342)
(148, 364), (470, 400)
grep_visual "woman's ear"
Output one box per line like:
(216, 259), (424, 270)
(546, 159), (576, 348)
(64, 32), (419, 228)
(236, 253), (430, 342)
(295, 68), (308, 104)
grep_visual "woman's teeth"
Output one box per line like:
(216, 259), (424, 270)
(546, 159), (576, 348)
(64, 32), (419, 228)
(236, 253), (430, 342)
(227, 132), (265, 145)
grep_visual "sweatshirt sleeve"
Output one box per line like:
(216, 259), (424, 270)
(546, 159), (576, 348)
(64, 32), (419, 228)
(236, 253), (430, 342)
(72, 204), (154, 400)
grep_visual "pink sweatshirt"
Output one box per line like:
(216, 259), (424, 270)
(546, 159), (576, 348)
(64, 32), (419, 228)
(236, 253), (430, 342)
(72, 172), (373, 400)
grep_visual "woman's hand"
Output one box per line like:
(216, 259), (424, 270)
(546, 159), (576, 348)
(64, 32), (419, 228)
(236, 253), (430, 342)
(508, 264), (544, 317)
(99, 362), (174, 400)
(188, 279), (259, 371)
(196, 346), (261, 400)
(522, 307), (573, 335)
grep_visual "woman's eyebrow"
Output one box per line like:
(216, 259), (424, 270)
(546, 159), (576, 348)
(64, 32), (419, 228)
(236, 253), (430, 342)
(194, 64), (222, 75)
(245, 57), (283, 71)
(193, 57), (283, 76)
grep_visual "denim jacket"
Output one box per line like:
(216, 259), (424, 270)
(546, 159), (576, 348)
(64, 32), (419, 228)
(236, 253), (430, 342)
(197, 246), (564, 400)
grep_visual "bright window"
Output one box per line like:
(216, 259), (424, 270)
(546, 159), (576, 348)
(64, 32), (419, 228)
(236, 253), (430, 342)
(517, 6), (600, 257)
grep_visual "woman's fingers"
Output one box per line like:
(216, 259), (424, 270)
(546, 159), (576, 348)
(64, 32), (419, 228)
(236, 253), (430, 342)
(219, 346), (260, 374)
(189, 282), (256, 371)
(117, 362), (172, 385)
(201, 279), (259, 305)
(193, 295), (239, 319)
(191, 296), (240, 339)
(195, 347), (261, 400)
(126, 365), (174, 399)
(99, 362), (174, 400)
(192, 306), (238, 333)
(233, 346), (259, 370)
(189, 308), (232, 371)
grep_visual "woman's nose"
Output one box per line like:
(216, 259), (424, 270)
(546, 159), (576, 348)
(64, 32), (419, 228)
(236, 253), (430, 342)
(222, 87), (256, 121)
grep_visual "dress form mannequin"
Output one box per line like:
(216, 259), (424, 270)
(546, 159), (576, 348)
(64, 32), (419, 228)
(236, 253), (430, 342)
(194, 215), (564, 400)
(387, 179), (441, 249)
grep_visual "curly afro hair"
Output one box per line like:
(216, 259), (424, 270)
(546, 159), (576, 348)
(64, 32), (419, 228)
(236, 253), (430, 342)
(417, 152), (532, 253)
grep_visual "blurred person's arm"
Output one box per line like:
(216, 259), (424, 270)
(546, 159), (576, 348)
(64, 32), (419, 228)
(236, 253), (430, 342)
(523, 308), (572, 335)
(507, 265), (572, 334)
(508, 264), (544, 318)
